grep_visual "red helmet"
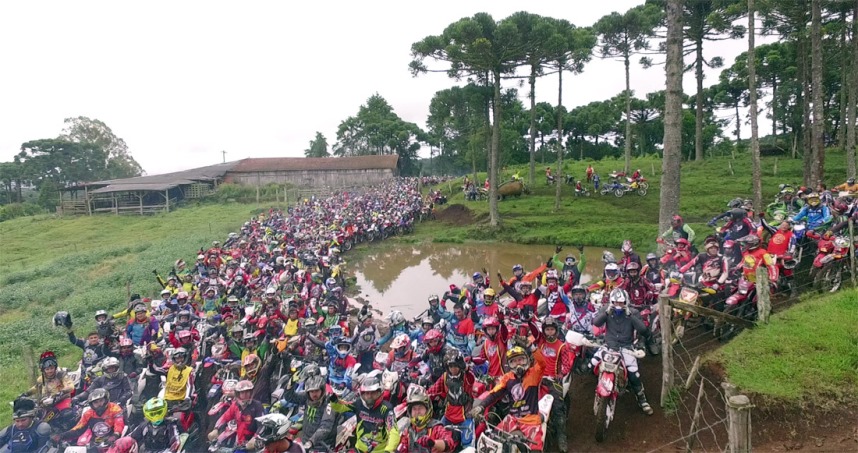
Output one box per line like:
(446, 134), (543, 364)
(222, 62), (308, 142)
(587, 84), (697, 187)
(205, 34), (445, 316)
(483, 316), (500, 329)
(177, 330), (193, 344)
(423, 329), (444, 354)
(671, 215), (683, 226)
(119, 337), (133, 348)
(676, 238), (690, 249)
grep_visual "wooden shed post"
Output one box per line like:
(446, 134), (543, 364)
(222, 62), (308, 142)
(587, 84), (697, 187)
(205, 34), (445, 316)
(658, 295), (674, 407)
(85, 186), (92, 216)
(165, 190), (170, 212)
(112, 193), (118, 215)
(139, 192), (143, 214)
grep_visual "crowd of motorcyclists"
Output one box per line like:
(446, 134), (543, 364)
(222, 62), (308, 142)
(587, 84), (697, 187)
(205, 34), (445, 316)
(4, 175), (857, 453)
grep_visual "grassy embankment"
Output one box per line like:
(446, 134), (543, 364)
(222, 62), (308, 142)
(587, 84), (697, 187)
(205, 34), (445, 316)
(415, 150), (851, 248)
(0, 203), (285, 421)
(712, 288), (858, 404)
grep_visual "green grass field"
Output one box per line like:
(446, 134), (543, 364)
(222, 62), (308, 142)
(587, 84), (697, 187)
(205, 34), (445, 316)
(712, 288), (858, 404)
(0, 149), (852, 422)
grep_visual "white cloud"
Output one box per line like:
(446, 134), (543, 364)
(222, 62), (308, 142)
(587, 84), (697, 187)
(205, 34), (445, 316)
(0, 0), (772, 174)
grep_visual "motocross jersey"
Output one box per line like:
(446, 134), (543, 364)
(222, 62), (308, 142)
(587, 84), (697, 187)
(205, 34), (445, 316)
(398, 422), (456, 453)
(164, 366), (192, 402)
(741, 249), (775, 282)
(482, 349), (546, 425)
(427, 371), (475, 424)
(537, 338), (573, 378)
(567, 306), (595, 334)
(545, 290), (571, 318)
(621, 278), (656, 308)
(478, 334), (508, 378)
(27, 371), (75, 399)
(127, 420), (180, 452)
(65, 403), (125, 438)
(793, 205), (832, 230)
(446, 318), (475, 355)
(350, 399), (400, 453)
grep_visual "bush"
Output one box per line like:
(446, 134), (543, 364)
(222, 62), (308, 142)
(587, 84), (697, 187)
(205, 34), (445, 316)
(0, 203), (46, 222)
(207, 183), (291, 203)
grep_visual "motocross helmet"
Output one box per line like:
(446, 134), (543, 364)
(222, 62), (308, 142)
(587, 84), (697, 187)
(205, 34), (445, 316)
(565, 254), (577, 266)
(333, 337), (352, 359)
(255, 413), (293, 444)
(506, 346), (530, 377)
(483, 316), (500, 339)
(483, 288), (496, 305)
(848, 178), (855, 185)
(512, 264), (524, 277)
(102, 357), (120, 379)
(602, 250), (617, 264)
(235, 380), (254, 408)
(304, 375), (326, 405)
(570, 285), (588, 308)
(390, 334), (411, 358)
(171, 348), (188, 366)
(423, 329), (444, 354)
(177, 310), (191, 324)
(427, 295), (440, 306)
(609, 289), (629, 316)
(604, 263), (620, 280)
(12, 398), (37, 420)
(406, 385), (433, 430)
(676, 238), (690, 250)
(359, 375), (382, 407)
(806, 192), (821, 207)
(420, 316), (434, 331)
(327, 325), (343, 340)
(387, 310), (406, 328)
(646, 252), (658, 264)
(472, 272), (484, 285)
(625, 261), (641, 280)
(622, 240), (634, 254)
(88, 388), (110, 415)
(94, 310), (109, 324)
(143, 397), (168, 426)
(671, 215), (683, 228)
(177, 329), (193, 346)
(53, 311), (73, 329)
(243, 332), (258, 348)
(242, 354), (261, 379)
(738, 235), (761, 251)
(541, 317), (560, 341)
(39, 351), (58, 372)
(444, 350), (466, 373)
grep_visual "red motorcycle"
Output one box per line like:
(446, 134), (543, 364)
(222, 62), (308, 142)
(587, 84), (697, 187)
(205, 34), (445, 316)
(811, 236), (851, 293)
(593, 346), (646, 443)
(719, 277), (758, 341)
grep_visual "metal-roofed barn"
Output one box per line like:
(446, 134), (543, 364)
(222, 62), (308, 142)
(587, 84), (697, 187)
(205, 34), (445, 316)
(57, 155), (398, 215)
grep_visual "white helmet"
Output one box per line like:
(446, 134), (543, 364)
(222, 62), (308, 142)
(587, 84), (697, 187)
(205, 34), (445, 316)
(609, 288), (629, 306)
(390, 333), (411, 350)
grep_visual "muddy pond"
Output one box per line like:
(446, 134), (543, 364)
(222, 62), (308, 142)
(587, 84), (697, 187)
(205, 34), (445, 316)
(349, 242), (621, 318)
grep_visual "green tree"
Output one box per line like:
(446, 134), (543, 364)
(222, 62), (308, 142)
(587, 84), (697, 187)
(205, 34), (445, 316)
(304, 132), (330, 158)
(60, 116), (143, 178)
(0, 162), (23, 204)
(333, 94), (426, 176)
(411, 13), (527, 227)
(594, 4), (663, 173)
(16, 139), (108, 191)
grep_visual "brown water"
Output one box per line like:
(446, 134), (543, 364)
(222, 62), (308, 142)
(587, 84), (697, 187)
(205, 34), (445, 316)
(349, 242), (621, 318)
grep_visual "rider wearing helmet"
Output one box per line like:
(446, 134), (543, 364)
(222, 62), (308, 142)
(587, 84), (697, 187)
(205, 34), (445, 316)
(0, 398), (51, 452)
(621, 262), (658, 309)
(503, 246), (561, 291)
(387, 334), (414, 373)
(446, 303), (476, 356)
(24, 351), (75, 403)
(532, 316), (573, 450)
(679, 239), (729, 290)
(66, 324), (110, 389)
(587, 262), (625, 298)
(642, 252), (666, 289)
(475, 287), (500, 318)
(833, 177), (858, 193)
(209, 380), (264, 447)
(662, 214), (696, 245)
(567, 285), (596, 335)
(499, 275), (542, 315)
(792, 192), (833, 231)
(470, 345), (548, 451)
(427, 351), (476, 433)
(420, 329), (456, 383)
(253, 413), (303, 453)
(116, 337), (142, 379)
(560, 245), (586, 287)
(475, 315), (508, 379)
(619, 240), (642, 270)
(74, 356), (132, 409)
(542, 269), (572, 319)
(274, 374), (336, 452)
(376, 310), (408, 347)
(56, 388), (125, 443)
(591, 289), (653, 415)
(338, 376), (401, 453)
(127, 397), (181, 453)
(737, 234), (778, 284)
(397, 385), (457, 453)
(146, 348), (193, 408)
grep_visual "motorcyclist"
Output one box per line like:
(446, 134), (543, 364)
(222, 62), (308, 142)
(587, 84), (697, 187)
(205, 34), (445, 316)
(23, 351), (75, 406)
(661, 238), (695, 270)
(54, 388), (125, 445)
(792, 192), (832, 231)
(0, 398), (51, 453)
(475, 315), (508, 380)
(376, 311), (409, 347)
(353, 324), (379, 372)
(475, 287), (501, 318)
(469, 346), (548, 450)
(713, 208), (756, 241)
(114, 337), (142, 380)
(146, 348), (194, 410)
(241, 354), (263, 382)
(499, 277), (541, 315)
(833, 177), (858, 193)
(587, 263), (625, 299)
(420, 329), (456, 384)
(619, 240), (642, 270)
(125, 397), (181, 453)
(338, 376), (400, 453)
(766, 187), (803, 217)
(65, 326), (110, 389)
(591, 289), (653, 415)
(95, 310), (119, 344)
(274, 374), (337, 452)
(427, 351), (476, 439)
(661, 215), (696, 245)
(253, 413), (305, 453)
(560, 246), (586, 287)
(445, 303), (475, 356)
(642, 253), (666, 290)
(74, 357), (132, 409)
(387, 334), (414, 373)
(124, 304), (159, 347)
(567, 285), (596, 335)
(531, 317), (573, 451)
(736, 235), (778, 284)
(231, 331), (269, 363)
(208, 380), (265, 447)
(397, 386), (457, 453)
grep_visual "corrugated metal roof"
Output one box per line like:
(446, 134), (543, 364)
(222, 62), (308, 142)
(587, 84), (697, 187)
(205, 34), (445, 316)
(91, 161), (239, 186)
(90, 182), (183, 194)
(229, 155), (398, 173)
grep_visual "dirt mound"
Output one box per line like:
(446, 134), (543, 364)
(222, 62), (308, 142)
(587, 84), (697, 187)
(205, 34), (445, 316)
(436, 204), (474, 226)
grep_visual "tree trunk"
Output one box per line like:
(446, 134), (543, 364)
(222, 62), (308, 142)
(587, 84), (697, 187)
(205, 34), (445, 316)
(848, 3), (858, 178)
(555, 66), (564, 212)
(735, 104), (741, 142)
(489, 71), (502, 227)
(810, 0), (826, 186)
(661, 0), (684, 236)
(772, 77), (778, 142)
(528, 67), (537, 188)
(800, 30), (812, 182)
(624, 52), (633, 174)
(749, 0), (763, 219)
(838, 10), (848, 149)
(695, 35), (705, 161)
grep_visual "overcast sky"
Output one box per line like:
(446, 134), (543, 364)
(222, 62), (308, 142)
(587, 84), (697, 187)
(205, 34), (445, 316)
(0, 0), (773, 174)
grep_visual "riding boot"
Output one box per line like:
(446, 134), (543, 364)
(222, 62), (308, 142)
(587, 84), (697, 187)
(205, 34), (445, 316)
(548, 393), (568, 451)
(628, 371), (654, 415)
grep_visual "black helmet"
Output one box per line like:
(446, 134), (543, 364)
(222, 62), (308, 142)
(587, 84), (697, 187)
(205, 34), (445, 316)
(848, 178), (855, 185)
(444, 350), (466, 370)
(53, 311), (73, 329)
(12, 398), (37, 419)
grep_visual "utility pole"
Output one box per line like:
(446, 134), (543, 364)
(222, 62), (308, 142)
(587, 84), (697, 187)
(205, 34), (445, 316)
(222, 150), (227, 163)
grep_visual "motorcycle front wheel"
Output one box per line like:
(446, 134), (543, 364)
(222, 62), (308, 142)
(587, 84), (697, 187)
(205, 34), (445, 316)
(614, 189), (624, 198)
(821, 263), (843, 293)
(594, 397), (612, 442)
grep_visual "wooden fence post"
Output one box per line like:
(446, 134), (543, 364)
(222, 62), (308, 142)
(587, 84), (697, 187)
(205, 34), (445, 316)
(756, 266), (771, 323)
(726, 394), (752, 453)
(685, 380), (706, 453)
(773, 158), (778, 176)
(849, 219), (857, 287)
(658, 295), (674, 407)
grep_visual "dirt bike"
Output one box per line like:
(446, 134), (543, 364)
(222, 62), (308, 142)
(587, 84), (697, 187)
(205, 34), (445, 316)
(64, 420), (125, 453)
(464, 394), (553, 453)
(600, 180), (625, 197)
(811, 236), (851, 293)
(719, 277), (759, 342)
(592, 346), (646, 443)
